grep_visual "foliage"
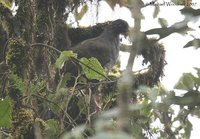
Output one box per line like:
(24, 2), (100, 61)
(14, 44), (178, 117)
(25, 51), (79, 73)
(183, 39), (200, 49)
(0, 0), (200, 138)
(80, 57), (106, 80)
(0, 0), (12, 9)
(45, 119), (60, 137)
(0, 97), (12, 128)
(168, 68), (200, 107)
(174, 72), (196, 90)
(55, 51), (78, 69)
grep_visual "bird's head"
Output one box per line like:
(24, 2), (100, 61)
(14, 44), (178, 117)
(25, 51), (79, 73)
(108, 19), (129, 36)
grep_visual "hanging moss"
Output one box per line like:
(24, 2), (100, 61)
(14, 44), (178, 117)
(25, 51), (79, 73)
(0, 3), (14, 38)
(136, 38), (166, 87)
(53, 0), (71, 50)
(14, 0), (34, 41)
(34, 118), (51, 137)
(100, 38), (166, 95)
(0, 23), (7, 45)
(12, 108), (50, 139)
(5, 38), (27, 103)
(35, 10), (50, 42)
(0, 24), (7, 62)
(12, 108), (35, 139)
(6, 38), (27, 76)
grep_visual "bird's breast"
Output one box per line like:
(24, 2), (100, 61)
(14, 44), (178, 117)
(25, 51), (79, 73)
(105, 39), (119, 70)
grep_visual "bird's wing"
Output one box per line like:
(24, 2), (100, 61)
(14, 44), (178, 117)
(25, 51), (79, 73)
(71, 37), (111, 67)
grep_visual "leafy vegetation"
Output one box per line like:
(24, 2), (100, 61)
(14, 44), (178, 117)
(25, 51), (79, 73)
(0, 0), (200, 139)
(0, 97), (12, 128)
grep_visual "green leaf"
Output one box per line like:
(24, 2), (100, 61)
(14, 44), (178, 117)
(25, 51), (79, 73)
(46, 119), (60, 136)
(191, 107), (200, 118)
(77, 5), (88, 20)
(10, 73), (25, 93)
(49, 87), (69, 114)
(193, 68), (200, 86)
(194, 67), (200, 78)
(131, 123), (143, 137)
(94, 119), (115, 132)
(171, 0), (184, 5)
(140, 98), (151, 117)
(153, 6), (160, 18)
(193, 77), (200, 87)
(148, 87), (158, 103)
(61, 125), (86, 139)
(0, 0), (12, 9)
(185, 120), (192, 139)
(29, 81), (45, 94)
(92, 132), (132, 139)
(80, 57), (105, 80)
(0, 97), (12, 128)
(174, 73), (195, 91)
(158, 18), (168, 28)
(55, 51), (77, 69)
(56, 73), (71, 91)
(183, 39), (200, 49)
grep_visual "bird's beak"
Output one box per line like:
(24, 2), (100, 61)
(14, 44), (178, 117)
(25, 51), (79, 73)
(122, 29), (130, 38)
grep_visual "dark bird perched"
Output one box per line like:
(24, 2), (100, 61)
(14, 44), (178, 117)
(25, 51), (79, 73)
(62, 19), (129, 86)
(56, 19), (129, 114)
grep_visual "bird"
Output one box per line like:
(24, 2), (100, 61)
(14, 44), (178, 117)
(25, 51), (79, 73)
(62, 19), (129, 86)
(57, 19), (129, 113)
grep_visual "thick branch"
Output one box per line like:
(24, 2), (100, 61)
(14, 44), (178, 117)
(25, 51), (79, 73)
(145, 20), (192, 40)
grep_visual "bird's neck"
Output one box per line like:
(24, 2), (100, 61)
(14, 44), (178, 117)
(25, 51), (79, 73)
(100, 28), (119, 39)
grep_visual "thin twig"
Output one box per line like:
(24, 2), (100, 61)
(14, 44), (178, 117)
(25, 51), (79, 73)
(31, 43), (110, 80)
(74, 79), (117, 91)
(31, 43), (61, 53)
(32, 94), (77, 127)
(0, 130), (12, 138)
